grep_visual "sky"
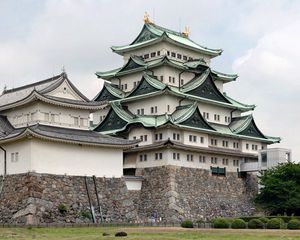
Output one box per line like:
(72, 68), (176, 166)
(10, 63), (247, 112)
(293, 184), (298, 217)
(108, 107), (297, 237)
(0, 0), (299, 160)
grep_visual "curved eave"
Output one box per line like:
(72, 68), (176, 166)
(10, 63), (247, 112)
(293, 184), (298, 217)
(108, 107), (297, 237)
(111, 34), (222, 57)
(0, 128), (136, 149)
(0, 91), (105, 112)
(211, 70), (238, 82)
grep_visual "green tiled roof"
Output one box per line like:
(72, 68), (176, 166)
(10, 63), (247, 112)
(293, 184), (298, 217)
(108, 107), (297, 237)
(99, 71), (254, 112)
(96, 55), (236, 83)
(93, 82), (124, 102)
(94, 101), (280, 143)
(111, 23), (223, 57)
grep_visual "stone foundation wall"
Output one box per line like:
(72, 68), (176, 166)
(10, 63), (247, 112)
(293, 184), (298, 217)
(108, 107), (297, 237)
(0, 173), (137, 224)
(136, 166), (257, 222)
(0, 166), (258, 224)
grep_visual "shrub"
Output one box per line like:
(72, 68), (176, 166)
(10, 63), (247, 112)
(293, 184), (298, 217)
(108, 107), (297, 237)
(115, 231), (127, 237)
(248, 219), (264, 229)
(58, 203), (67, 214)
(266, 218), (284, 229)
(213, 218), (230, 228)
(181, 219), (194, 228)
(231, 219), (246, 229)
(258, 217), (269, 224)
(287, 219), (300, 230)
(80, 210), (92, 219)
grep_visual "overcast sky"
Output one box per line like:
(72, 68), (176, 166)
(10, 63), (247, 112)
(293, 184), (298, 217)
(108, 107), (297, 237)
(0, 0), (299, 160)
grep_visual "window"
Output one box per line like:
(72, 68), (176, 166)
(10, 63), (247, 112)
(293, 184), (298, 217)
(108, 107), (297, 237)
(187, 154), (194, 162)
(171, 52), (176, 57)
(140, 135), (144, 141)
(233, 159), (240, 166)
(124, 84), (127, 90)
(137, 109), (140, 115)
(151, 107), (154, 114)
(80, 118), (84, 127)
(44, 113), (49, 122)
(183, 55), (188, 61)
(177, 53), (182, 59)
(167, 51), (170, 56)
(73, 117), (79, 126)
(173, 153), (180, 160)
(155, 133), (163, 140)
(134, 82), (137, 87)
(143, 155), (147, 161)
(51, 114), (55, 123)
(141, 109), (144, 115)
(200, 137), (204, 143)
(151, 52), (156, 57)
(144, 54), (149, 59)
(199, 155), (206, 163)
(203, 112), (209, 119)
(225, 116), (230, 123)
(180, 79), (184, 85)
(160, 76), (164, 81)
(214, 114), (220, 121)
(222, 158), (228, 165)
(155, 106), (157, 113)
(172, 77), (175, 83)
(173, 133), (176, 140)
(246, 143), (249, 150)
(155, 134), (158, 141)
(15, 152), (19, 162)
(167, 105), (170, 112)
(211, 139), (217, 146)
(169, 76), (172, 83)
(188, 57), (193, 61)
(177, 134), (180, 140)
(133, 136), (136, 140)
(211, 157), (218, 164)
(157, 51), (160, 56)
(233, 142), (239, 149)
(159, 133), (163, 140)
(139, 155), (143, 162)
(121, 84), (124, 90)
(222, 141), (228, 147)
(144, 135), (147, 141)
(189, 135), (197, 142)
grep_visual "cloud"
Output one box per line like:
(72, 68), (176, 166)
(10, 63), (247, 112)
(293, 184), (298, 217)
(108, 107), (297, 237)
(229, 20), (300, 161)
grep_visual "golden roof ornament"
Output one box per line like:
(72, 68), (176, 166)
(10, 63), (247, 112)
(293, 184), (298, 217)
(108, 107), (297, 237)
(144, 11), (151, 23)
(183, 25), (190, 37)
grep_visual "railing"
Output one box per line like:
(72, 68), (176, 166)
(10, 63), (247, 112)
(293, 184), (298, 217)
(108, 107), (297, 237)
(240, 162), (259, 172)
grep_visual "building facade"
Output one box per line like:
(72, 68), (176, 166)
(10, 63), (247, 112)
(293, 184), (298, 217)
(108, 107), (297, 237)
(93, 18), (280, 178)
(0, 72), (137, 177)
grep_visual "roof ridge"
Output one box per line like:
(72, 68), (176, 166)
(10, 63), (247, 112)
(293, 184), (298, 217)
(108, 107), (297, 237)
(2, 73), (63, 95)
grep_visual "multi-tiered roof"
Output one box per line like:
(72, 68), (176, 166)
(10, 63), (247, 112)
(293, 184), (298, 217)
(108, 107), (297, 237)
(93, 20), (280, 144)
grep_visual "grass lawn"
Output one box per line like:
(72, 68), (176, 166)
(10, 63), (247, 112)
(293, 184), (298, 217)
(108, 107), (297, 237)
(0, 227), (300, 240)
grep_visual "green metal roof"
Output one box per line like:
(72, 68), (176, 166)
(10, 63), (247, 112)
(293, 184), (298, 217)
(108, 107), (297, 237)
(99, 71), (254, 112)
(94, 101), (279, 143)
(111, 23), (223, 57)
(96, 55), (236, 83)
(93, 82), (125, 102)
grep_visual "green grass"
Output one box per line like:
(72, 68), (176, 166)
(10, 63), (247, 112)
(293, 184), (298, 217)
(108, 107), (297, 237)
(0, 227), (300, 239)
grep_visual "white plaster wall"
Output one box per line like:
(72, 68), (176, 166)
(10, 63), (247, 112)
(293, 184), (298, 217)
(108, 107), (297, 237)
(183, 131), (208, 147)
(92, 108), (110, 125)
(128, 127), (153, 146)
(0, 140), (32, 175)
(111, 72), (143, 93)
(135, 149), (168, 168)
(4, 102), (90, 129)
(30, 139), (123, 177)
(126, 94), (179, 115)
(46, 80), (85, 101)
(241, 139), (262, 155)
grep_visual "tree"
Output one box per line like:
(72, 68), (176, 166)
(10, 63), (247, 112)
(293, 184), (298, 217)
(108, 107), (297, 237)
(256, 162), (300, 215)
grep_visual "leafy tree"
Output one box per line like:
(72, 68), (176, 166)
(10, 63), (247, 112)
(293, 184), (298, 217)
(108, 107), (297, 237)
(256, 162), (300, 215)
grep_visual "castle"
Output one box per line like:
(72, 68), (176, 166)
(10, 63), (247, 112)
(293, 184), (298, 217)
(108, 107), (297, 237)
(0, 15), (282, 224)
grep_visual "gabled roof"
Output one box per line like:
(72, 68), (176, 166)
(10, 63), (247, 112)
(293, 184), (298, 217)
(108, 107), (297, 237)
(0, 73), (103, 111)
(127, 73), (166, 98)
(95, 102), (280, 143)
(96, 55), (237, 83)
(93, 82), (124, 102)
(0, 115), (137, 148)
(180, 69), (231, 104)
(111, 23), (223, 57)
(107, 71), (254, 112)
